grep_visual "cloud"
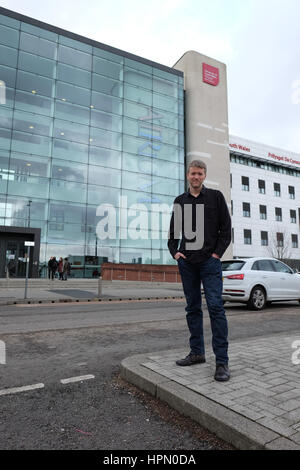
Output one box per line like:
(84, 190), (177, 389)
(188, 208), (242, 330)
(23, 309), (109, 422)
(2, 0), (300, 152)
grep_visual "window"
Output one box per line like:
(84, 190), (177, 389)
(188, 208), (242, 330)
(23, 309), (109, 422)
(232, 227), (234, 244)
(288, 186), (295, 199)
(260, 205), (267, 220)
(290, 210), (296, 224)
(221, 260), (246, 271)
(292, 234), (298, 248)
(231, 200), (233, 216)
(271, 259), (292, 274)
(274, 183), (281, 197)
(276, 232), (283, 247)
(242, 176), (249, 191)
(243, 202), (250, 217)
(252, 259), (274, 271)
(258, 179), (265, 194)
(244, 229), (252, 245)
(261, 231), (268, 246)
(275, 207), (282, 221)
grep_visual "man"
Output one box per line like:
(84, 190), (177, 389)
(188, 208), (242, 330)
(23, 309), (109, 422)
(48, 257), (58, 280)
(63, 258), (71, 281)
(168, 160), (231, 381)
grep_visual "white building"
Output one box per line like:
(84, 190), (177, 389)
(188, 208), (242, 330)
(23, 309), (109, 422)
(229, 135), (300, 268)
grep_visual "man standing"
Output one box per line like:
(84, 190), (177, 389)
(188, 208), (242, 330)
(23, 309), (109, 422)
(168, 160), (231, 381)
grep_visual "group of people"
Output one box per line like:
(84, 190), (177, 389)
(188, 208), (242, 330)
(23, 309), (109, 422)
(48, 257), (71, 281)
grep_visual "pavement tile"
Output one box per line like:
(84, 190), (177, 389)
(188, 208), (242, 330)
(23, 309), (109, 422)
(125, 332), (300, 449)
(277, 400), (300, 412)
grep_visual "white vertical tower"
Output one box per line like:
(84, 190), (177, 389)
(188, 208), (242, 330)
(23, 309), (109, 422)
(173, 51), (233, 259)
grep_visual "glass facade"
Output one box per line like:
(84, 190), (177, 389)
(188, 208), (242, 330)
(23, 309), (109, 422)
(0, 10), (185, 277)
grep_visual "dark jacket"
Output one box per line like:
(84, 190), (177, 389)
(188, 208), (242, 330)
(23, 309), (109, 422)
(168, 186), (231, 263)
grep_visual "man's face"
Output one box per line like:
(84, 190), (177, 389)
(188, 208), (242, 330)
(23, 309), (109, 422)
(187, 166), (206, 190)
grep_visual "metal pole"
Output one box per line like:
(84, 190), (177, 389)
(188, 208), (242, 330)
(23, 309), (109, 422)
(27, 200), (32, 228)
(24, 246), (30, 299)
(98, 276), (102, 297)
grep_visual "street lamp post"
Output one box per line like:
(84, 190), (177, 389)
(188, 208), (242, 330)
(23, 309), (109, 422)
(27, 200), (32, 228)
(95, 233), (98, 257)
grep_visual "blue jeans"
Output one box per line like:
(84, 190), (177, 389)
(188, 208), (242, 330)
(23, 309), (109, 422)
(177, 256), (228, 365)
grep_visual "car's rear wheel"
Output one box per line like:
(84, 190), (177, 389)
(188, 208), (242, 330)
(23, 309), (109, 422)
(247, 286), (267, 310)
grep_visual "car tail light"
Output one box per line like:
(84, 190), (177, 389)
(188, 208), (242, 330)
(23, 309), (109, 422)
(225, 274), (244, 280)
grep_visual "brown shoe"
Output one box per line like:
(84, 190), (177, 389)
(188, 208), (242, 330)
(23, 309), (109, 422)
(176, 353), (206, 367)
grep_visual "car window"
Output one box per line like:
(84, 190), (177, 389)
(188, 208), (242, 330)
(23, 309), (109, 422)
(252, 260), (275, 271)
(270, 260), (293, 274)
(221, 261), (245, 271)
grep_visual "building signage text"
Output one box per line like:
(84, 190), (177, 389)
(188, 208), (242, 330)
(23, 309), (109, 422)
(202, 63), (219, 86)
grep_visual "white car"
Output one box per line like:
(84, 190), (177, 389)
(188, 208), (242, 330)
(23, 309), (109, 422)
(221, 257), (300, 310)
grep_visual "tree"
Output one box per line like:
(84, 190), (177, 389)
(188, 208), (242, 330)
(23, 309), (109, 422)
(266, 227), (291, 261)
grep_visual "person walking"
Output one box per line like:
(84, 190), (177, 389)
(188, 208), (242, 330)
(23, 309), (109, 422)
(58, 257), (64, 281)
(168, 160), (231, 382)
(48, 257), (53, 280)
(50, 257), (58, 280)
(63, 258), (71, 281)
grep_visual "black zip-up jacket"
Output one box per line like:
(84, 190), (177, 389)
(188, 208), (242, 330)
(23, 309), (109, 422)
(168, 186), (231, 264)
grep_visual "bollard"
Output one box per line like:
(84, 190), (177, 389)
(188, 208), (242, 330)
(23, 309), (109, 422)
(98, 276), (102, 297)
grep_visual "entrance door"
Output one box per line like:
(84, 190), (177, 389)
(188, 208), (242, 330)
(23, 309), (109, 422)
(5, 240), (29, 278)
(0, 227), (41, 278)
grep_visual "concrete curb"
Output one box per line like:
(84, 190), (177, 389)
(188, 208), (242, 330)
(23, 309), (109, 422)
(121, 352), (300, 450)
(0, 295), (185, 306)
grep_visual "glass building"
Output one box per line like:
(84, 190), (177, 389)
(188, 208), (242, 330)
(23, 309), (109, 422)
(0, 7), (185, 277)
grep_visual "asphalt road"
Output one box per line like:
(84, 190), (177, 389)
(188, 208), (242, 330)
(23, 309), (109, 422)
(0, 299), (299, 451)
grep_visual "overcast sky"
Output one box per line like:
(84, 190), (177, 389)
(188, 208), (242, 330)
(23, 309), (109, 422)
(2, 0), (300, 153)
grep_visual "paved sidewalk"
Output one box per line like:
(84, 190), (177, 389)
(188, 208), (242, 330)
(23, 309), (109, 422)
(0, 279), (185, 305)
(121, 332), (300, 450)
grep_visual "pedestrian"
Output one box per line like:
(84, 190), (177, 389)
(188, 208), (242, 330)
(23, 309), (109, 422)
(63, 258), (71, 281)
(168, 160), (231, 382)
(48, 257), (58, 280)
(48, 257), (53, 280)
(58, 257), (64, 280)
(51, 257), (58, 280)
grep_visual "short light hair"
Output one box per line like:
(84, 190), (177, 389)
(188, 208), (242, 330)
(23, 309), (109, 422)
(187, 160), (207, 174)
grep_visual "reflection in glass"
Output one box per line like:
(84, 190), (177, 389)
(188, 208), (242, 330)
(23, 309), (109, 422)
(0, 10), (184, 275)
(52, 159), (87, 183)
(7, 174), (49, 199)
(18, 51), (56, 79)
(11, 130), (52, 156)
(20, 32), (57, 60)
(88, 165), (121, 187)
(57, 63), (91, 89)
(55, 100), (90, 125)
(53, 139), (89, 163)
(13, 110), (52, 137)
(15, 90), (53, 116)
(58, 45), (92, 70)
(56, 81), (90, 107)
(0, 23), (19, 48)
(6, 196), (48, 221)
(93, 56), (123, 80)
(9, 153), (50, 177)
(49, 201), (86, 225)
(50, 179), (87, 203)
(89, 146), (121, 169)
(16, 70), (54, 97)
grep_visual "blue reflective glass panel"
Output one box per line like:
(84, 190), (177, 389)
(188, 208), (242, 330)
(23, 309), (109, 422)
(20, 32), (57, 60)
(0, 24), (19, 48)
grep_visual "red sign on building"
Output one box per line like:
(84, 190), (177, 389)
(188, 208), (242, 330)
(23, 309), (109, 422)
(202, 63), (219, 86)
